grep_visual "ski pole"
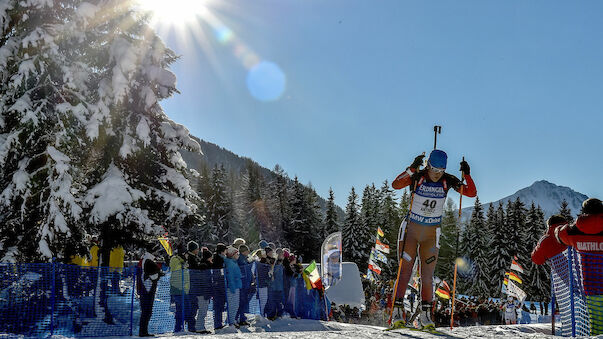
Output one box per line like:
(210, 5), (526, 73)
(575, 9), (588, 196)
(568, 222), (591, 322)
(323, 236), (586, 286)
(450, 156), (465, 329)
(433, 125), (441, 150)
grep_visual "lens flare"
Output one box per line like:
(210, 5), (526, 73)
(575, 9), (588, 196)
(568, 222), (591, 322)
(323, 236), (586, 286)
(246, 61), (286, 102)
(455, 257), (476, 279)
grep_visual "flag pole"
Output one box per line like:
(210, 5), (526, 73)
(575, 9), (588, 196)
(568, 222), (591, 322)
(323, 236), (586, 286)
(450, 156), (465, 330)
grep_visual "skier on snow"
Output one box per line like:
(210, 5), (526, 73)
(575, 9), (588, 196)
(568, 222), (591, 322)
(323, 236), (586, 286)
(391, 150), (476, 329)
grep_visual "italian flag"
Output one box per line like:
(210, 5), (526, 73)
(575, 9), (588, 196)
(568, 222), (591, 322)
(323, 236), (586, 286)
(304, 260), (324, 290)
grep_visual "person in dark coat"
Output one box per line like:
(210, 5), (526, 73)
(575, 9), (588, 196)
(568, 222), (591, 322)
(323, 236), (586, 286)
(193, 248), (213, 333)
(138, 250), (164, 337)
(237, 244), (253, 326)
(186, 241), (202, 332)
(212, 243), (227, 330)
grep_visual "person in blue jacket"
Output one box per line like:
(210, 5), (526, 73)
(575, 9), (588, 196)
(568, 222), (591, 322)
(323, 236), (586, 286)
(237, 244), (253, 326)
(224, 246), (242, 327)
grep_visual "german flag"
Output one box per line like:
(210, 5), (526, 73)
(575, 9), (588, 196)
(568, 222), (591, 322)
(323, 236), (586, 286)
(377, 227), (385, 237)
(506, 271), (523, 284)
(436, 281), (451, 299)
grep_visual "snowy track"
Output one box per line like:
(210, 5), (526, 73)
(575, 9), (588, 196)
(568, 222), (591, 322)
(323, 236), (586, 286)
(47, 317), (571, 339)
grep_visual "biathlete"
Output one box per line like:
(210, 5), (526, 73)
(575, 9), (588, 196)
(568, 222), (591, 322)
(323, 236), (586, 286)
(391, 150), (476, 328)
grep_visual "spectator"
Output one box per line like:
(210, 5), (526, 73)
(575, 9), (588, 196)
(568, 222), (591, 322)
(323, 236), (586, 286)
(257, 248), (271, 316)
(170, 244), (192, 332)
(530, 303), (537, 314)
(531, 215), (570, 265)
(237, 244), (253, 326)
(233, 238), (246, 248)
(138, 249), (163, 337)
(504, 297), (518, 325)
(194, 248), (213, 334)
(224, 246), (242, 327)
(108, 245), (125, 294)
(265, 250), (284, 320)
(212, 243), (227, 330)
(186, 241), (202, 332)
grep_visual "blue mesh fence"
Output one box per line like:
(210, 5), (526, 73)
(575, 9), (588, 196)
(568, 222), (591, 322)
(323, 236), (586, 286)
(0, 260), (328, 337)
(550, 248), (603, 337)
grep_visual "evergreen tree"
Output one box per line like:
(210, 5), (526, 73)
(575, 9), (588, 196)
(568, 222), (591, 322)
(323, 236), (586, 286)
(483, 203), (498, 295)
(558, 200), (573, 222)
(464, 197), (489, 297)
(490, 202), (510, 297)
(324, 187), (340, 236)
(399, 189), (411, 219)
(525, 204), (550, 301)
(378, 180), (401, 278)
(208, 165), (232, 242)
(435, 199), (459, 283)
(266, 164), (289, 242)
(0, 0), (202, 261)
(361, 184), (379, 237)
(343, 187), (370, 271)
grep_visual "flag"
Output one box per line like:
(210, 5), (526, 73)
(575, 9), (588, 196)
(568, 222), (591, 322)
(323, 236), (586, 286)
(435, 281), (451, 299)
(377, 227), (385, 237)
(371, 248), (388, 263)
(158, 236), (172, 256)
(503, 277), (509, 285)
(506, 271), (523, 284)
(510, 257), (524, 273)
(368, 260), (382, 275)
(375, 239), (390, 254)
(507, 280), (527, 301)
(304, 260), (324, 290)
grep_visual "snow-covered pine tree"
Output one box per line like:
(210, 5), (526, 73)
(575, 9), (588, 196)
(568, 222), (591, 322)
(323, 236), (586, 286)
(532, 206), (551, 303)
(361, 184), (379, 240)
(0, 0), (202, 262)
(81, 0), (202, 255)
(490, 202), (510, 297)
(304, 185), (324, 259)
(483, 203), (499, 295)
(236, 160), (267, 243)
(324, 187), (339, 236)
(343, 187), (370, 271)
(208, 164), (232, 242)
(399, 189), (410, 219)
(558, 199), (573, 222)
(464, 197), (490, 297)
(435, 199), (458, 283)
(266, 164), (290, 242)
(377, 180), (400, 278)
(525, 204), (550, 301)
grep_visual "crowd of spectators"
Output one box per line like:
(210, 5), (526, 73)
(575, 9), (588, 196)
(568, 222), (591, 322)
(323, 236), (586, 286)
(138, 238), (328, 336)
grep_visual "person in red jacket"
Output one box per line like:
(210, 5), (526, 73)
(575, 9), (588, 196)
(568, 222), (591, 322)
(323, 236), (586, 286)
(555, 198), (603, 335)
(556, 198), (603, 254)
(531, 215), (570, 265)
(391, 150), (476, 328)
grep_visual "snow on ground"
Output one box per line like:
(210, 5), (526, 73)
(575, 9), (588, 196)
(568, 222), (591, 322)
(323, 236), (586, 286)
(49, 316), (601, 339)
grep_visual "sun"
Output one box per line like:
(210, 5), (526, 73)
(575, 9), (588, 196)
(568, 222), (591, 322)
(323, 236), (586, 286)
(138, 0), (209, 26)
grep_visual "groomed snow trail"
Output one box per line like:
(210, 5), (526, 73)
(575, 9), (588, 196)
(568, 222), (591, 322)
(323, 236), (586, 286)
(48, 317), (576, 339)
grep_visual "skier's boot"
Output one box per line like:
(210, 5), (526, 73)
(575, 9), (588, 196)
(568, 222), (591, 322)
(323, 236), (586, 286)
(419, 301), (435, 330)
(390, 299), (406, 329)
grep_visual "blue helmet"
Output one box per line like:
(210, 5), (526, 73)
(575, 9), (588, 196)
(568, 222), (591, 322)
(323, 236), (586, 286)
(428, 150), (447, 169)
(259, 240), (268, 249)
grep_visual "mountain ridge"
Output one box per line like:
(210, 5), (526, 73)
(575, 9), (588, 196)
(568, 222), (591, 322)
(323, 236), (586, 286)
(461, 179), (588, 220)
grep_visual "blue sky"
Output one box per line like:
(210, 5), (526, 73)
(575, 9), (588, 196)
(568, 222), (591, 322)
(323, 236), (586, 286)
(155, 0), (603, 209)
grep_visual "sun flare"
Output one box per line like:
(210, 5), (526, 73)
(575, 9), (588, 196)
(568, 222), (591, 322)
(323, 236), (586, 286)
(138, 0), (209, 26)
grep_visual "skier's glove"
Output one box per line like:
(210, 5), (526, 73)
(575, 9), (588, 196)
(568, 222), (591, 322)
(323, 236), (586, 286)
(410, 154), (425, 170)
(460, 160), (470, 175)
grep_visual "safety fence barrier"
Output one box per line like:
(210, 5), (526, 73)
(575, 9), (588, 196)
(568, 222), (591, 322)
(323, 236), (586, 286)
(0, 261), (328, 337)
(550, 248), (603, 337)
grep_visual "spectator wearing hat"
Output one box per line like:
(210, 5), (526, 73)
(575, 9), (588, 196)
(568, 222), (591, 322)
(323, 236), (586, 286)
(138, 249), (164, 337)
(233, 238), (246, 248)
(186, 241), (202, 332)
(257, 248), (271, 315)
(224, 246), (242, 327)
(237, 244), (253, 326)
(212, 243), (227, 329)
(170, 244), (193, 332)
(265, 249), (284, 320)
(259, 240), (268, 250)
(193, 248), (214, 334)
